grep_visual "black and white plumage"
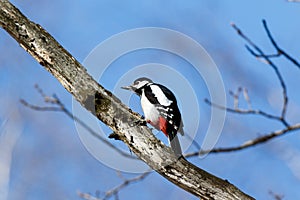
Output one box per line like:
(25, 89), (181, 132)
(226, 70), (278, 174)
(122, 77), (184, 157)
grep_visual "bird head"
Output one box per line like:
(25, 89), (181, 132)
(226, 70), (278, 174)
(121, 77), (153, 93)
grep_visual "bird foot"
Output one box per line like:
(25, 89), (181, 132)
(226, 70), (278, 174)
(133, 118), (147, 126)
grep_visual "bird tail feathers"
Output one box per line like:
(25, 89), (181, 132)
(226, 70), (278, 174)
(169, 134), (182, 158)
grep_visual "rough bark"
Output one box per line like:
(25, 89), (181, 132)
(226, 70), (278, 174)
(0, 1), (254, 199)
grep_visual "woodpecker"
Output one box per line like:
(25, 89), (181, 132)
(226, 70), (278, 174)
(122, 77), (184, 157)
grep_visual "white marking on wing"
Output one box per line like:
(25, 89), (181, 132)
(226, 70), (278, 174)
(150, 85), (173, 106)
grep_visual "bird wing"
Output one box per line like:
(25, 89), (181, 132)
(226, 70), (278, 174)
(144, 84), (184, 138)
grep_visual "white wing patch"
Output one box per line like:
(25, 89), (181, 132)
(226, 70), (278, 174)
(150, 85), (173, 106)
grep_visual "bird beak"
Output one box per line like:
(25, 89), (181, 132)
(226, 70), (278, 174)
(121, 85), (133, 91)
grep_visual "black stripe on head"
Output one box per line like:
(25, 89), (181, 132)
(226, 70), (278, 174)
(133, 77), (153, 96)
(134, 77), (153, 85)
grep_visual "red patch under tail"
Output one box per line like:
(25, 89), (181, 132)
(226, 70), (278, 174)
(146, 117), (169, 138)
(159, 117), (169, 137)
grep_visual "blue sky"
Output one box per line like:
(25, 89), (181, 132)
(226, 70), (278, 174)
(1, 0), (300, 200)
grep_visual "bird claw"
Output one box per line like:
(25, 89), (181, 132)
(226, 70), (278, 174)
(133, 119), (147, 126)
(108, 132), (121, 140)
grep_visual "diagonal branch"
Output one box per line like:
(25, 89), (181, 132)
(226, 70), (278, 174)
(185, 123), (300, 157)
(20, 87), (136, 160)
(0, 1), (253, 199)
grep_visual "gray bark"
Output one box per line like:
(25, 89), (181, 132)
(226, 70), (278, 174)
(0, 1), (254, 199)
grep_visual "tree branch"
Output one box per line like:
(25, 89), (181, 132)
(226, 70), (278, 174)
(231, 21), (289, 126)
(184, 21), (300, 157)
(20, 86), (136, 160)
(262, 20), (300, 69)
(185, 123), (300, 157)
(204, 98), (285, 125)
(78, 171), (151, 200)
(0, 1), (253, 199)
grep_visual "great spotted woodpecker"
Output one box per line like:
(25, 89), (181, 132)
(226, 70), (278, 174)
(122, 77), (184, 157)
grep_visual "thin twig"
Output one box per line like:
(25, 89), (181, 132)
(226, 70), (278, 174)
(231, 21), (289, 126)
(242, 88), (252, 110)
(269, 190), (284, 200)
(262, 20), (300, 69)
(185, 123), (300, 157)
(229, 87), (242, 109)
(184, 132), (202, 150)
(20, 99), (62, 111)
(189, 20), (300, 157)
(21, 86), (136, 160)
(78, 171), (151, 200)
(103, 171), (151, 200)
(204, 99), (286, 125)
